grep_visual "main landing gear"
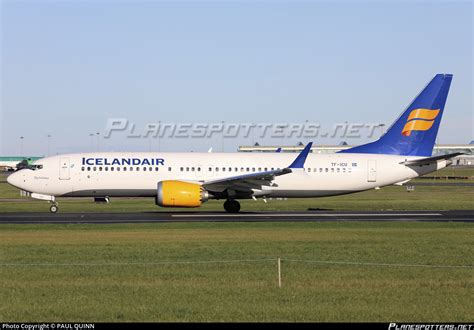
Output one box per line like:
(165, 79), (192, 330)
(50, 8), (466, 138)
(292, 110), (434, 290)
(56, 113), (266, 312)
(49, 202), (59, 213)
(223, 199), (240, 213)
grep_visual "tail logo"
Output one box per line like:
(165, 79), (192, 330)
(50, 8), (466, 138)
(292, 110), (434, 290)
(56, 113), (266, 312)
(401, 108), (440, 136)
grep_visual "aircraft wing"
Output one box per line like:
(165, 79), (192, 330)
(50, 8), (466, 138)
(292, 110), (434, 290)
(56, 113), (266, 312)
(202, 168), (292, 193)
(202, 142), (313, 195)
(400, 152), (463, 166)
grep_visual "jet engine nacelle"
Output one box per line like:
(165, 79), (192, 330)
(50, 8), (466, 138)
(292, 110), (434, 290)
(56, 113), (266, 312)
(156, 180), (209, 207)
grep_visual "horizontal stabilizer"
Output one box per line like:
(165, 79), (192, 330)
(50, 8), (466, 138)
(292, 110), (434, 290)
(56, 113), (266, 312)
(400, 152), (462, 166)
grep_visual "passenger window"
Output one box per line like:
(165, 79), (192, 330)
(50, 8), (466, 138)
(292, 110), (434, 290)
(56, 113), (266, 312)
(192, 167), (195, 172)
(186, 167), (189, 172)
(123, 167), (127, 172)
(81, 167), (85, 171)
(93, 167), (97, 171)
(87, 167), (91, 171)
(136, 167), (140, 171)
(105, 167), (108, 171)
(99, 167), (103, 171)
(197, 167), (201, 172)
(168, 167), (172, 171)
(180, 167), (184, 172)
(246, 167), (250, 172)
(143, 167), (147, 171)
(222, 167), (226, 172)
(130, 167), (133, 171)
(215, 167), (219, 172)
(228, 167), (232, 172)
(208, 167), (212, 172)
(155, 167), (159, 171)
(235, 167), (238, 172)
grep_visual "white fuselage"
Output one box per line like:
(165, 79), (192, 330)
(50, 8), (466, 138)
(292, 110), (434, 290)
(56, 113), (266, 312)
(7, 152), (447, 200)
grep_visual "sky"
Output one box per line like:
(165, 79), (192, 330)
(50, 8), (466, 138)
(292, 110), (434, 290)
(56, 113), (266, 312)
(1, 0), (472, 155)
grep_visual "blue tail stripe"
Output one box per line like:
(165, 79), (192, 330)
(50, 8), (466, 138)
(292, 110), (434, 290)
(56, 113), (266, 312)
(339, 74), (452, 157)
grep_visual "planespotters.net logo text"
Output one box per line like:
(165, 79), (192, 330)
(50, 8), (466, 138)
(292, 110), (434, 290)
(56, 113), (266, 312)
(103, 118), (386, 140)
(388, 323), (473, 330)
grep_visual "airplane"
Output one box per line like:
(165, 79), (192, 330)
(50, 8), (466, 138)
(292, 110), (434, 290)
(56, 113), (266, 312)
(7, 74), (461, 213)
(0, 156), (42, 172)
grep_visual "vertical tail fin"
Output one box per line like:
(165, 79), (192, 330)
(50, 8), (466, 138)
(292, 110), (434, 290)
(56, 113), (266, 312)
(340, 74), (453, 156)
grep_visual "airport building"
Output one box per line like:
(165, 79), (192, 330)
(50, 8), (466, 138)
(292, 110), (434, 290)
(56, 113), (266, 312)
(238, 143), (474, 166)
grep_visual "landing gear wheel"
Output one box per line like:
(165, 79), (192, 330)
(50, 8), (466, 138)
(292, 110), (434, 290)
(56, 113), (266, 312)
(50, 204), (58, 213)
(224, 200), (240, 213)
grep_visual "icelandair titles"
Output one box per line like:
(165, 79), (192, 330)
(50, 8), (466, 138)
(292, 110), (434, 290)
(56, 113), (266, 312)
(82, 157), (165, 166)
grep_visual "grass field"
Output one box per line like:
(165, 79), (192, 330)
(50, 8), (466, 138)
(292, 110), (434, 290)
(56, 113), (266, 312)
(1, 222), (473, 322)
(0, 167), (473, 322)
(422, 166), (474, 178)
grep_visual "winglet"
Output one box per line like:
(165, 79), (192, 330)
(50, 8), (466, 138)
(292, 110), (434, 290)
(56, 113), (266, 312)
(288, 142), (313, 169)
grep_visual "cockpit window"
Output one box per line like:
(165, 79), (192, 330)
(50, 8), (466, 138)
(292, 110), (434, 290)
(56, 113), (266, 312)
(29, 164), (43, 170)
(16, 160), (43, 171)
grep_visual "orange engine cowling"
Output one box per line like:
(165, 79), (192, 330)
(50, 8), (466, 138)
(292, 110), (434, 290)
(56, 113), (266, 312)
(156, 180), (209, 207)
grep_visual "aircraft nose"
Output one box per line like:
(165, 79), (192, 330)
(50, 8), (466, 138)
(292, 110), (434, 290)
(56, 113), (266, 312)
(7, 171), (23, 189)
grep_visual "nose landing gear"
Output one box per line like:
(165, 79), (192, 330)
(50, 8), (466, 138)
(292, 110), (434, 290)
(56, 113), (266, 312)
(49, 203), (59, 213)
(223, 199), (240, 213)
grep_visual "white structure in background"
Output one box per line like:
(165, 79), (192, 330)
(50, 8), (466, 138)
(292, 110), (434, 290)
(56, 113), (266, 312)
(238, 144), (474, 166)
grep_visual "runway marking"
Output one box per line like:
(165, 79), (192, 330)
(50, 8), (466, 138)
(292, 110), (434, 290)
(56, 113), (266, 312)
(172, 213), (443, 218)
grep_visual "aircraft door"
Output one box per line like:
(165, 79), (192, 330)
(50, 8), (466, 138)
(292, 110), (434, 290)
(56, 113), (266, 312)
(195, 164), (203, 178)
(59, 158), (70, 180)
(206, 164), (214, 178)
(367, 160), (377, 182)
